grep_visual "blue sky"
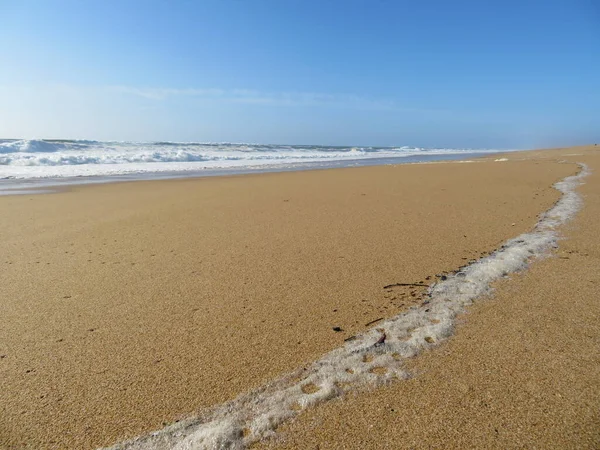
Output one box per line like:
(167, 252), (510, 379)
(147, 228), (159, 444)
(0, 0), (598, 147)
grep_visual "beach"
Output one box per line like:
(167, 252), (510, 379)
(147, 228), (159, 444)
(1, 146), (598, 449)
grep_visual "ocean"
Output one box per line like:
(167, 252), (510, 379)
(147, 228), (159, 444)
(0, 139), (508, 193)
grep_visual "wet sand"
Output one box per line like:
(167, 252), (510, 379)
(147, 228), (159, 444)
(0, 148), (595, 449)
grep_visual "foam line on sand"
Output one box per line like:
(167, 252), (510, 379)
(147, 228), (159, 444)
(105, 163), (589, 450)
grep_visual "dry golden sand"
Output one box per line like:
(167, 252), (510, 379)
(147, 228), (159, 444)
(0, 148), (595, 449)
(257, 147), (600, 450)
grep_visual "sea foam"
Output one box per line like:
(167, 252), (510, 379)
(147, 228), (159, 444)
(0, 139), (504, 180)
(105, 162), (589, 450)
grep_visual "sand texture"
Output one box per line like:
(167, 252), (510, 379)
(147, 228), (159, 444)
(257, 147), (600, 449)
(0, 147), (597, 449)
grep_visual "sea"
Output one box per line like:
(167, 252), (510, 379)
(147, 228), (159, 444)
(0, 139), (509, 194)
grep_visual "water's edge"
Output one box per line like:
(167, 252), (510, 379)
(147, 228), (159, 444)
(0, 152), (496, 196)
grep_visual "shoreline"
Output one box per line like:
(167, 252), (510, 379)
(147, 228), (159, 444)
(0, 144), (592, 197)
(2, 143), (593, 197)
(1, 146), (598, 449)
(0, 150), (507, 196)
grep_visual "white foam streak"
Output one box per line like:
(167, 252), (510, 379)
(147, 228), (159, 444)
(105, 163), (589, 450)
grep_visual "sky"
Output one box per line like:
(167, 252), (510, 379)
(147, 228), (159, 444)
(0, 0), (598, 148)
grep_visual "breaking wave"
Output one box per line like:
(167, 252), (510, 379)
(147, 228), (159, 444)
(0, 139), (504, 179)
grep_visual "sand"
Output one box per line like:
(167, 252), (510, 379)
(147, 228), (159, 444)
(0, 147), (597, 449)
(257, 147), (600, 449)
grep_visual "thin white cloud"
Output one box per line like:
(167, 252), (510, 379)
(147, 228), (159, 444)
(107, 85), (398, 110)
(108, 86), (226, 100)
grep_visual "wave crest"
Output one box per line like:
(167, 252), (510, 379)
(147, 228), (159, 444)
(0, 140), (502, 179)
